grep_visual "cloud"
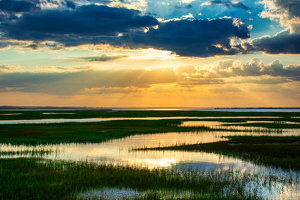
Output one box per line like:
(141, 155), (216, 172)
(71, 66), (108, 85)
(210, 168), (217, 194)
(0, 0), (75, 22)
(0, 2), (251, 57)
(0, 58), (299, 96)
(0, 68), (177, 95)
(67, 54), (128, 62)
(0, 39), (64, 50)
(0, 0), (40, 22)
(1, 4), (159, 44)
(82, 86), (141, 94)
(174, 58), (300, 82)
(174, 4), (192, 9)
(0, 41), (26, 48)
(0, 0), (39, 13)
(211, 85), (241, 93)
(250, 29), (300, 54)
(254, 0), (300, 54)
(211, 58), (300, 80)
(202, 1), (249, 11)
(268, 0), (300, 20)
(260, 0), (300, 34)
(107, 18), (250, 57)
(0, 65), (23, 72)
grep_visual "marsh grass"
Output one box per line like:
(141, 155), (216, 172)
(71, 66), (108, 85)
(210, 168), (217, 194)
(223, 122), (300, 129)
(0, 119), (274, 145)
(0, 120), (211, 145)
(1, 112), (300, 199)
(1, 110), (299, 120)
(1, 118), (293, 145)
(0, 148), (54, 156)
(0, 158), (266, 200)
(136, 136), (300, 170)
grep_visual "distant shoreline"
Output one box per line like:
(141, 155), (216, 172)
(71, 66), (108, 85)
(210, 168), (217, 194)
(1, 106), (300, 112)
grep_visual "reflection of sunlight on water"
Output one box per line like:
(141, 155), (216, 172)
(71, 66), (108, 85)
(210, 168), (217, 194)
(1, 129), (300, 169)
(143, 158), (177, 168)
(1, 130), (299, 173)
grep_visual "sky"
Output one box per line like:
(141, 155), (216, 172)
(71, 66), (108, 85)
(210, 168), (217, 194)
(0, 0), (299, 107)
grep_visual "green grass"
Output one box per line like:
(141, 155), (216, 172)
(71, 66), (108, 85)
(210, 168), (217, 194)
(1, 116), (298, 145)
(0, 158), (258, 200)
(137, 136), (300, 170)
(0, 120), (215, 145)
(0, 119), (272, 145)
(226, 136), (300, 143)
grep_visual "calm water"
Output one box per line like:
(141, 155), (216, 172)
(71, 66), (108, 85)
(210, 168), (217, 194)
(0, 116), (282, 124)
(114, 108), (300, 112)
(1, 119), (300, 199)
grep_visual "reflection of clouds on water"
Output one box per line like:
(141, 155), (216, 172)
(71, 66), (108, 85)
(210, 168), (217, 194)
(1, 130), (298, 174)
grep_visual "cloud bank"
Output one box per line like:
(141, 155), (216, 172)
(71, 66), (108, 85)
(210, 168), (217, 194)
(0, 4), (250, 57)
(1, 59), (299, 95)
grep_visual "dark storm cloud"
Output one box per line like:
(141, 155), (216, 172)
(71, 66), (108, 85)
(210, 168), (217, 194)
(64, 0), (76, 9)
(1, 4), (159, 42)
(0, 0), (40, 22)
(85, 0), (123, 4)
(0, 0), (39, 13)
(251, 30), (300, 54)
(1, 5), (249, 57)
(208, 1), (249, 10)
(108, 18), (250, 57)
(274, 0), (300, 18)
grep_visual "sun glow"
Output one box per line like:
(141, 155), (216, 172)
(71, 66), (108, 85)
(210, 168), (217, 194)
(131, 48), (177, 60)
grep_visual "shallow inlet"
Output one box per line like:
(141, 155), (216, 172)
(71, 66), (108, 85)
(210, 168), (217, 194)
(1, 130), (299, 169)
